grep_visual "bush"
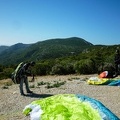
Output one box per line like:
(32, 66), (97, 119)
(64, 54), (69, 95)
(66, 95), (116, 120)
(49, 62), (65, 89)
(74, 59), (96, 74)
(51, 64), (65, 75)
(3, 68), (14, 78)
(0, 72), (6, 80)
(65, 63), (75, 74)
(35, 63), (48, 75)
(0, 68), (14, 80)
(98, 63), (115, 74)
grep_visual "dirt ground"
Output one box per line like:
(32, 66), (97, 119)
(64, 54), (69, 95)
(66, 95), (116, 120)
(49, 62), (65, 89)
(0, 74), (120, 120)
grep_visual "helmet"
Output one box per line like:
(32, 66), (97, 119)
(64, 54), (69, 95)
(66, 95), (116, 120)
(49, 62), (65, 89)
(30, 61), (35, 66)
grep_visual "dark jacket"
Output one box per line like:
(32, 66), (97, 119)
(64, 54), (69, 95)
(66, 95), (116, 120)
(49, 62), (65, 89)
(19, 63), (31, 76)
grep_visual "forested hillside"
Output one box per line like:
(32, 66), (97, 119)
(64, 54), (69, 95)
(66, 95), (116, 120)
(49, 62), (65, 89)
(0, 37), (93, 65)
(0, 37), (120, 80)
(0, 45), (9, 53)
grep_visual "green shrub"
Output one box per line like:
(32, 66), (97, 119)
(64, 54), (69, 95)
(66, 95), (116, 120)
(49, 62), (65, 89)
(35, 62), (52, 75)
(51, 64), (65, 75)
(37, 81), (46, 86)
(64, 63), (75, 74)
(0, 72), (6, 80)
(74, 59), (96, 74)
(46, 81), (66, 89)
(98, 62), (115, 74)
(3, 68), (14, 78)
(29, 84), (35, 88)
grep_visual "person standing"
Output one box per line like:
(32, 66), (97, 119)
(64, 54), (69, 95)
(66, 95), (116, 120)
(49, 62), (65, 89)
(114, 49), (120, 76)
(18, 61), (35, 95)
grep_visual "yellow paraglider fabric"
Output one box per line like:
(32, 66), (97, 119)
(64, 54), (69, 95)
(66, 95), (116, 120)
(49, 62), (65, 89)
(23, 94), (101, 120)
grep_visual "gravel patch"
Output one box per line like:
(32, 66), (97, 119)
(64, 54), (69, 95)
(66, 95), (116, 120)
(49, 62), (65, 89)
(0, 74), (120, 119)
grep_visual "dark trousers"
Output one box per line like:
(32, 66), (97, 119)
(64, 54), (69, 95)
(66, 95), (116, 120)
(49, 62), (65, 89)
(19, 75), (30, 94)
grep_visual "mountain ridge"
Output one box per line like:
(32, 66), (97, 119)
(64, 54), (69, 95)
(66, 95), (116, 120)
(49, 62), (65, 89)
(0, 37), (94, 65)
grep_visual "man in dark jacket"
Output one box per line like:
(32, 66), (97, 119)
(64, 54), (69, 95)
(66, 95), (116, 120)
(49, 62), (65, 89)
(18, 61), (35, 95)
(114, 49), (120, 76)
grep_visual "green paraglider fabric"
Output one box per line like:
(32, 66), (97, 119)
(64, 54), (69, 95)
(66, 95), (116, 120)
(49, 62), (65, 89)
(23, 94), (101, 120)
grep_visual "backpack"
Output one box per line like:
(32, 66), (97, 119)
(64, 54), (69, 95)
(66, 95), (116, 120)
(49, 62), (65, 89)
(11, 62), (24, 84)
(99, 71), (114, 78)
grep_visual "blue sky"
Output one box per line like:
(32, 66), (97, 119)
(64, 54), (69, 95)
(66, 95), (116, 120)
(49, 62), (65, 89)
(0, 0), (120, 46)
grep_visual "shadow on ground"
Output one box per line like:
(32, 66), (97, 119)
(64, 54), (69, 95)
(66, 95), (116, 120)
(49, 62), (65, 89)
(24, 92), (53, 98)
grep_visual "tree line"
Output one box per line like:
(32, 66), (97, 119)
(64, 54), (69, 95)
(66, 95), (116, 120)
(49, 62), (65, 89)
(0, 45), (118, 80)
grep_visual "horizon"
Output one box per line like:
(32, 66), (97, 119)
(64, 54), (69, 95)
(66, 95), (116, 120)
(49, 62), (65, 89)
(0, 0), (120, 46)
(0, 36), (120, 47)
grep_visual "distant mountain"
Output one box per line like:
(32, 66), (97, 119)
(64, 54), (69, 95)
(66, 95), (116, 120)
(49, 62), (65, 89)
(0, 37), (93, 65)
(0, 43), (31, 65)
(0, 45), (9, 53)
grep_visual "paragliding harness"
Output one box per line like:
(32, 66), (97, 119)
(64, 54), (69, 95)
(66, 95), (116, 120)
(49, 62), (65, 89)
(99, 71), (115, 78)
(11, 62), (24, 84)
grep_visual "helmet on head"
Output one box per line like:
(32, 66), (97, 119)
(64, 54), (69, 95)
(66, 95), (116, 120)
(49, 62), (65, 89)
(30, 61), (35, 66)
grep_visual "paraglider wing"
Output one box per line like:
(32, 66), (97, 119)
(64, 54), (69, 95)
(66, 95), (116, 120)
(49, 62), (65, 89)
(23, 94), (119, 120)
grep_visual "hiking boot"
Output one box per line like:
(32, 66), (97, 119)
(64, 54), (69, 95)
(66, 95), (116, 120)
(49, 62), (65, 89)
(27, 90), (33, 94)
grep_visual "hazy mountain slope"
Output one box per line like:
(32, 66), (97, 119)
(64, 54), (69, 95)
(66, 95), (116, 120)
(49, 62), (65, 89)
(0, 46), (9, 53)
(21, 37), (93, 60)
(0, 37), (93, 65)
(0, 43), (31, 65)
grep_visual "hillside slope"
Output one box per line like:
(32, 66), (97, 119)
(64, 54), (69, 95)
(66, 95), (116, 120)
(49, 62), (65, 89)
(0, 37), (93, 65)
(0, 46), (9, 53)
